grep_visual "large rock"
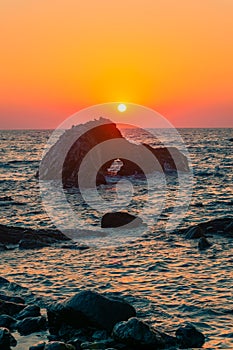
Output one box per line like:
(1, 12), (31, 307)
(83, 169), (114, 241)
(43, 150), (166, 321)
(47, 290), (136, 333)
(112, 317), (175, 349)
(16, 316), (47, 335)
(0, 315), (16, 329)
(101, 212), (143, 228)
(0, 224), (69, 246)
(16, 304), (41, 320)
(38, 118), (189, 189)
(0, 299), (26, 316)
(176, 324), (205, 348)
(0, 327), (17, 348)
(0, 294), (25, 305)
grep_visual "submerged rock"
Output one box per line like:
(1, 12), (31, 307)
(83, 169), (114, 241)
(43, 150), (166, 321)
(47, 290), (136, 333)
(198, 237), (212, 250)
(101, 212), (143, 228)
(176, 323), (205, 348)
(0, 327), (17, 348)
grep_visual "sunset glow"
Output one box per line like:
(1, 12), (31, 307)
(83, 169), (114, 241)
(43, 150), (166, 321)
(0, 0), (233, 128)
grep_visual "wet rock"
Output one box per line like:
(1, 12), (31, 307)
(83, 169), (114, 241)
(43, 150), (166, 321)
(0, 277), (10, 286)
(0, 315), (16, 329)
(101, 212), (143, 228)
(44, 342), (75, 350)
(112, 317), (167, 349)
(16, 316), (47, 335)
(0, 299), (26, 316)
(0, 224), (69, 246)
(92, 330), (109, 340)
(0, 243), (7, 251)
(47, 290), (136, 333)
(16, 304), (41, 320)
(29, 342), (46, 350)
(19, 237), (49, 249)
(176, 323), (205, 348)
(198, 237), (212, 250)
(0, 327), (17, 348)
(0, 293), (25, 305)
(185, 225), (205, 239)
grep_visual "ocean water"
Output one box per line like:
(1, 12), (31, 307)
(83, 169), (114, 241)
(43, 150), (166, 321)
(0, 128), (233, 349)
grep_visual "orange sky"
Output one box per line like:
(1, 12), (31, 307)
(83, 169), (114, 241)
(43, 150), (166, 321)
(0, 0), (233, 128)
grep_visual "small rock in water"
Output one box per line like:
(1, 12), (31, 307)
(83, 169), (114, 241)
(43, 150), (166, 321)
(101, 212), (143, 228)
(16, 316), (47, 335)
(176, 323), (205, 348)
(29, 342), (46, 350)
(198, 237), (212, 250)
(185, 225), (205, 239)
(0, 327), (17, 348)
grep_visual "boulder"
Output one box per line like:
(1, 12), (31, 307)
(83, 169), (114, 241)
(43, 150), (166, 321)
(0, 224), (70, 246)
(16, 304), (41, 320)
(16, 316), (47, 335)
(176, 324), (205, 348)
(112, 317), (172, 349)
(0, 299), (26, 316)
(0, 327), (17, 348)
(47, 290), (136, 333)
(101, 212), (143, 228)
(0, 315), (16, 329)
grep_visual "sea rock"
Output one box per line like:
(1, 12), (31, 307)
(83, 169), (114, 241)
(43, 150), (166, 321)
(0, 315), (16, 329)
(80, 339), (115, 349)
(16, 304), (41, 320)
(16, 316), (47, 335)
(101, 212), (143, 228)
(178, 217), (233, 239)
(198, 237), (212, 250)
(0, 224), (69, 247)
(47, 290), (136, 333)
(0, 327), (17, 348)
(0, 277), (10, 286)
(185, 225), (205, 239)
(0, 299), (26, 316)
(38, 118), (189, 189)
(0, 243), (7, 251)
(176, 323), (205, 348)
(112, 317), (168, 349)
(44, 342), (75, 350)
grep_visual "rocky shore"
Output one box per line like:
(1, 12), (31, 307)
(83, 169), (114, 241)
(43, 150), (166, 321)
(0, 277), (205, 350)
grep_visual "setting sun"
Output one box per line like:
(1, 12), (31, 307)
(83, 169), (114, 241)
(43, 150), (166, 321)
(117, 104), (127, 112)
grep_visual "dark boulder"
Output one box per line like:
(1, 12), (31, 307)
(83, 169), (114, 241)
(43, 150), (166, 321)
(176, 324), (205, 348)
(0, 315), (16, 329)
(0, 299), (26, 316)
(16, 304), (41, 320)
(47, 290), (136, 333)
(101, 212), (143, 228)
(0, 243), (7, 251)
(0, 327), (17, 348)
(112, 317), (175, 349)
(0, 277), (10, 286)
(198, 237), (212, 250)
(16, 316), (47, 335)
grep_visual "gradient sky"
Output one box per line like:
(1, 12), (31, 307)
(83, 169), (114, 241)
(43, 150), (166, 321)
(0, 0), (233, 128)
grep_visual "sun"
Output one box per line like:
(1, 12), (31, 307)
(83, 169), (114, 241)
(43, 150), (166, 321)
(117, 103), (127, 112)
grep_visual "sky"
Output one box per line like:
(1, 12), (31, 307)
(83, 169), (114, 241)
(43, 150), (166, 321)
(0, 0), (233, 129)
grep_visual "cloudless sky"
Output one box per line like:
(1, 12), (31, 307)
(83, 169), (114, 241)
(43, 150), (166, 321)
(0, 0), (233, 128)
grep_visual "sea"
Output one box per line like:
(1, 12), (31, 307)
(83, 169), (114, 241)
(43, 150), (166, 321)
(0, 128), (232, 349)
